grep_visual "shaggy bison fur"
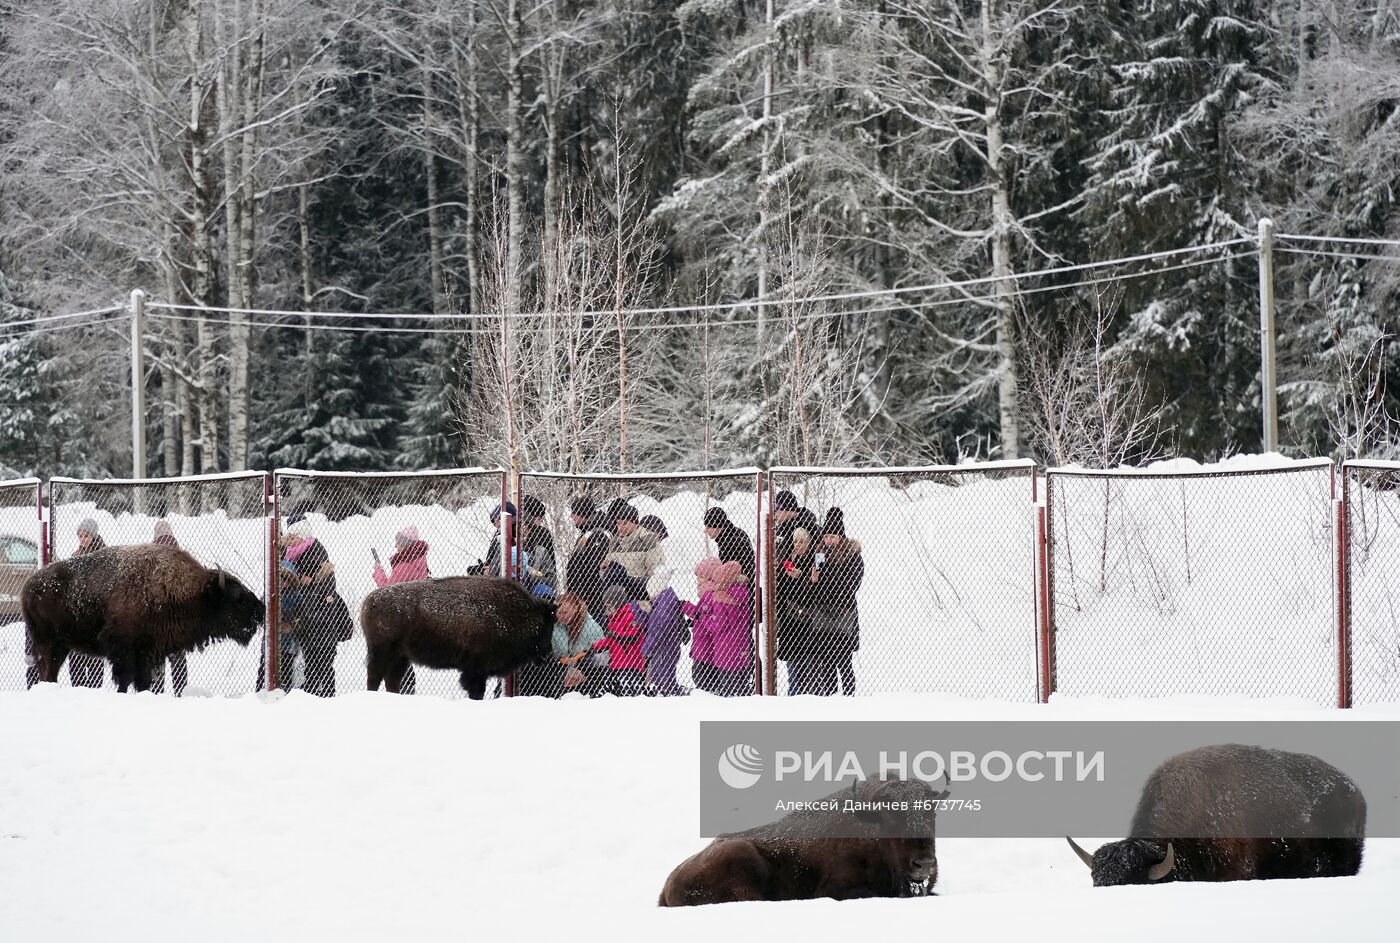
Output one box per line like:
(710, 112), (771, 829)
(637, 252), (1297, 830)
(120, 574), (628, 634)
(659, 777), (948, 906)
(1068, 743), (1366, 885)
(360, 576), (555, 699)
(23, 544), (264, 692)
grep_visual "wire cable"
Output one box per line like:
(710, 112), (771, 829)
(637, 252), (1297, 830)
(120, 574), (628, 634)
(145, 237), (1257, 323)
(141, 250), (1255, 337)
(1276, 233), (1400, 249)
(1275, 246), (1400, 265)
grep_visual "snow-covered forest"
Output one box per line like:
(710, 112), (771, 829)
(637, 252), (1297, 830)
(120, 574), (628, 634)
(1, 1), (1398, 478)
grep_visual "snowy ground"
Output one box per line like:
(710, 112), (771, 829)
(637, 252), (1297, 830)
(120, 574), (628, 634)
(1, 689), (1396, 942)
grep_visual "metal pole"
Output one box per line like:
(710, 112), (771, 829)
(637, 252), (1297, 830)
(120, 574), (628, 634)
(130, 289), (147, 478)
(1257, 218), (1278, 452)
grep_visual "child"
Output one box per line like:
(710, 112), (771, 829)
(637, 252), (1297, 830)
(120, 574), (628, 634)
(590, 584), (647, 696)
(641, 567), (688, 696)
(684, 558), (754, 696)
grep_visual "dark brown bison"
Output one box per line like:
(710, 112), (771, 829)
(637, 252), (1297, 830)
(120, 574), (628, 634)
(360, 576), (555, 699)
(1067, 743), (1366, 885)
(659, 777), (948, 906)
(23, 544), (264, 692)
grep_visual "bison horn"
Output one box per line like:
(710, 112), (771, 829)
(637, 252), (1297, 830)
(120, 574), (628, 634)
(1066, 836), (1094, 869)
(217, 567), (226, 590)
(1147, 842), (1175, 881)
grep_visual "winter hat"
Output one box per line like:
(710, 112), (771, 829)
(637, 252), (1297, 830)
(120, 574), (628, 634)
(284, 512), (312, 540)
(489, 500), (518, 524)
(605, 498), (633, 522)
(520, 494), (546, 520)
(612, 503), (640, 525)
(153, 520), (173, 540)
(532, 583), (556, 600)
(703, 507), (730, 529)
(821, 508), (846, 538)
(602, 584), (631, 612)
(774, 490), (800, 512)
(715, 560), (746, 588)
(646, 565), (674, 600)
(791, 527), (812, 548)
(77, 518), (100, 537)
(395, 525), (422, 547)
(639, 515), (668, 540)
(569, 495), (596, 519)
(694, 556), (722, 594)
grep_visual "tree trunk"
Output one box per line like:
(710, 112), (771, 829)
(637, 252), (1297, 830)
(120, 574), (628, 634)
(227, 0), (264, 470)
(423, 66), (446, 314)
(455, 8), (481, 316)
(187, 0), (220, 473)
(982, 0), (1021, 460)
(505, 0), (526, 312)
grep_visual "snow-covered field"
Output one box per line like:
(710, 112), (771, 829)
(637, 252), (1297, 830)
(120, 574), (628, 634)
(0, 688), (1396, 942)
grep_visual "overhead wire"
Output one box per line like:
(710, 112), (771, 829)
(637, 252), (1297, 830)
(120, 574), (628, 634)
(139, 248), (1257, 337)
(144, 237), (1257, 323)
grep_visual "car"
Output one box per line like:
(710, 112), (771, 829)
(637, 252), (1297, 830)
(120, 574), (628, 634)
(0, 534), (40, 624)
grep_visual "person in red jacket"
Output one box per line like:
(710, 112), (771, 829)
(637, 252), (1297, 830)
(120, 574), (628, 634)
(373, 525), (430, 586)
(589, 584), (646, 696)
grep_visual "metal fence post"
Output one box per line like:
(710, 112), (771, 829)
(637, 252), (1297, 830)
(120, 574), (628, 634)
(759, 470), (776, 696)
(1037, 493), (1054, 704)
(1258, 218), (1279, 452)
(129, 289), (147, 479)
(267, 474), (280, 692)
(1335, 471), (1352, 709)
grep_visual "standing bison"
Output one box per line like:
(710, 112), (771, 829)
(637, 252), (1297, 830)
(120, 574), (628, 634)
(23, 544), (264, 692)
(360, 576), (555, 699)
(1067, 743), (1366, 885)
(659, 777), (947, 906)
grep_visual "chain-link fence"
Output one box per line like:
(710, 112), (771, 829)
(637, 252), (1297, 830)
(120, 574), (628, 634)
(1342, 461), (1400, 706)
(516, 469), (764, 697)
(765, 462), (1038, 699)
(0, 478), (44, 691)
(272, 468), (509, 698)
(42, 473), (271, 695)
(1046, 460), (1338, 704)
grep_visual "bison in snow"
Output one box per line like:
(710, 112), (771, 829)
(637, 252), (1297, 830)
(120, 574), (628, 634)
(23, 544), (264, 692)
(1067, 743), (1366, 886)
(360, 575), (555, 699)
(659, 777), (948, 906)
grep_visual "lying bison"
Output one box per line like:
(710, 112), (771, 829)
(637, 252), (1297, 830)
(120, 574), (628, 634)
(360, 575), (554, 699)
(659, 777), (948, 906)
(1068, 743), (1366, 885)
(23, 544), (264, 692)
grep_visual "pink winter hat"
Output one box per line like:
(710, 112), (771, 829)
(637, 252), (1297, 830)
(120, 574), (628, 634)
(395, 525), (422, 546)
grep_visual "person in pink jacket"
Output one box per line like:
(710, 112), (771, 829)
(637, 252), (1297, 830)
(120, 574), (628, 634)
(373, 525), (431, 587)
(684, 558), (753, 696)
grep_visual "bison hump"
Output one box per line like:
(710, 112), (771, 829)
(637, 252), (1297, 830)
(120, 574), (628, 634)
(114, 544), (211, 605)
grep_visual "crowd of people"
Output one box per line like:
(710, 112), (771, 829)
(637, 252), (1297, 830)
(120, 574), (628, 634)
(40, 487), (866, 698)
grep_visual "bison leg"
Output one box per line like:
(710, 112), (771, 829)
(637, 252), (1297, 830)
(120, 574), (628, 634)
(460, 672), (487, 700)
(28, 634), (67, 686)
(366, 646), (393, 692)
(384, 657), (413, 695)
(132, 652), (155, 693)
(109, 648), (137, 693)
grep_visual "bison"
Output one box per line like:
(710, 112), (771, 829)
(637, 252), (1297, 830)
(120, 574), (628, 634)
(23, 544), (264, 692)
(360, 575), (555, 699)
(659, 777), (948, 906)
(1067, 743), (1366, 885)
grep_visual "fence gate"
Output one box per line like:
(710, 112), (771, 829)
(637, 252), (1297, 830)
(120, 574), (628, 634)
(1046, 460), (1338, 704)
(517, 468), (764, 696)
(0, 478), (43, 691)
(766, 462), (1038, 699)
(272, 468), (508, 698)
(1342, 461), (1400, 706)
(42, 472), (271, 696)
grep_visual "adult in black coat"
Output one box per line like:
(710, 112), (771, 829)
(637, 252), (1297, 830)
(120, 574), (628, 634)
(281, 514), (353, 697)
(808, 508), (863, 696)
(703, 507), (755, 584)
(774, 525), (819, 695)
(566, 508), (613, 619)
(773, 490), (820, 561)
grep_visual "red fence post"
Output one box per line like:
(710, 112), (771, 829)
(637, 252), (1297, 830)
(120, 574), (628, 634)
(37, 480), (48, 567)
(503, 470), (517, 698)
(758, 471), (775, 696)
(1336, 475), (1352, 709)
(1037, 501), (1054, 704)
(266, 474), (280, 692)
